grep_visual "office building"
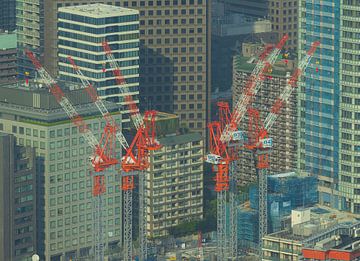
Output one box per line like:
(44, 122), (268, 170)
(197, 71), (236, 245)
(146, 113), (203, 237)
(0, 81), (123, 260)
(232, 51), (296, 185)
(297, 0), (360, 213)
(16, 0), (119, 78)
(58, 4), (139, 125)
(268, 0), (298, 52)
(133, 0), (210, 136)
(0, 32), (17, 83)
(0, 133), (37, 261)
(0, 0), (16, 32)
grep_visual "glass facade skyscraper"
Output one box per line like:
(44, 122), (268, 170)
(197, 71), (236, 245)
(298, 0), (360, 213)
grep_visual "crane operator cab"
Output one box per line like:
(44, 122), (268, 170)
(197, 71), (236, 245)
(89, 155), (104, 168)
(259, 138), (273, 149)
(206, 154), (222, 165)
(231, 130), (245, 142)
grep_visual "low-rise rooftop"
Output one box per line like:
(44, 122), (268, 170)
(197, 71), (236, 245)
(0, 32), (16, 50)
(265, 205), (360, 244)
(0, 80), (120, 125)
(233, 55), (293, 77)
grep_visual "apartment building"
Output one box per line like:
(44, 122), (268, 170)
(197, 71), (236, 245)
(0, 81), (123, 260)
(146, 113), (203, 237)
(232, 52), (296, 185)
(0, 133), (37, 261)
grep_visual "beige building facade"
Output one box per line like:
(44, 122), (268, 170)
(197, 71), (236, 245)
(268, 0), (298, 52)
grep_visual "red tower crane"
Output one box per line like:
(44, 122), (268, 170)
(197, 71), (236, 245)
(244, 41), (320, 258)
(102, 41), (161, 261)
(206, 35), (289, 261)
(26, 50), (119, 261)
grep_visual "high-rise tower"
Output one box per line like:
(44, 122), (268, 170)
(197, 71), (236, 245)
(0, 133), (37, 261)
(16, 0), (119, 78)
(132, 0), (210, 136)
(298, 0), (360, 213)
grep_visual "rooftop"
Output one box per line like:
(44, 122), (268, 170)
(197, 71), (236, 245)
(265, 205), (360, 243)
(59, 3), (138, 18)
(0, 80), (121, 125)
(234, 55), (292, 77)
(159, 132), (202, 146)
(0, 32), (17, 50)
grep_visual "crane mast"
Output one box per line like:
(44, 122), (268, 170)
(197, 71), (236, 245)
(206, 35), (289, 261)
(245, 42), (320, 258)
(102, 41), (161, 261)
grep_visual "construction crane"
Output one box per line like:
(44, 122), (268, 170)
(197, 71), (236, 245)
(206, 35), (289, 261)
(67, 56), (140, 261)
(245, 41), (320, 258)
(208, 102), (239, 261)
(220, 34), (289, 144)
(26, 50), (119, 261)
(102, 41), (161, 261)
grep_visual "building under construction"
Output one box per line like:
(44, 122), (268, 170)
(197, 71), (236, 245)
(232, 47), (297, 185)
(238, 171), (318, 252)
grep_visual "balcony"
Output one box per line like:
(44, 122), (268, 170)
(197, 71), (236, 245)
(22, 0), (39, 5)
(263, 244), (280, 251)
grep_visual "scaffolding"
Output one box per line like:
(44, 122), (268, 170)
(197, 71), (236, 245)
(240, 172), (318, 247)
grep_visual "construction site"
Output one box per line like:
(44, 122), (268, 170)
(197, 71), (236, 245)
(0, 34), (320, 261)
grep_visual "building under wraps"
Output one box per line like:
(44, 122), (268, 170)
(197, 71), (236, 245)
(237, 172), (318, 250)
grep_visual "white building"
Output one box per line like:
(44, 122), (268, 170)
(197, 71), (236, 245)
(58, 3), (140, 126)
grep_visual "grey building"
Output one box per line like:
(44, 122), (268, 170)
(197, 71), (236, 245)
(0, 80), (123, 260)
(0, 32), (17, 84)
(0, 0), (16, 32)
(211, 10), (276, 93)
(0, 133), (37, 261)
